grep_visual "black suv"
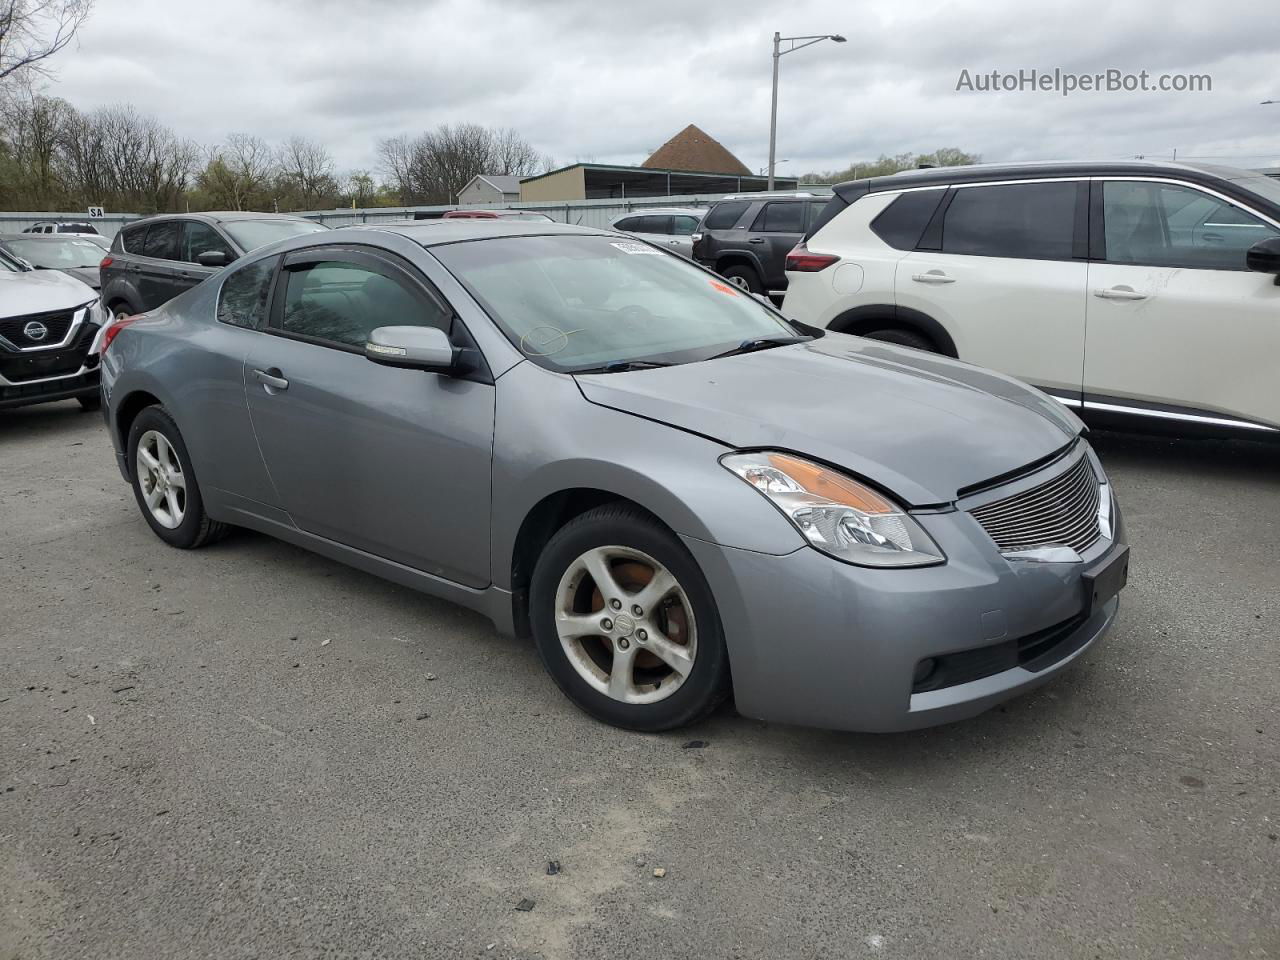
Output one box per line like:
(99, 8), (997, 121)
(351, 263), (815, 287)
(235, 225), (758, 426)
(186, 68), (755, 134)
(100, 212), (326, 317)
(692, 193), (831, 296)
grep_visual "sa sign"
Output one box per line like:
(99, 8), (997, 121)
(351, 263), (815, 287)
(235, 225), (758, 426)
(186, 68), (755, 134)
(87, 206), (105, 219)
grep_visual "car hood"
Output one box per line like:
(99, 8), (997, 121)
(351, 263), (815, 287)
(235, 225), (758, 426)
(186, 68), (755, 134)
(575, 335), (1082, 506)
(0, 268), (96, 314)
(61, 266), (102, 289)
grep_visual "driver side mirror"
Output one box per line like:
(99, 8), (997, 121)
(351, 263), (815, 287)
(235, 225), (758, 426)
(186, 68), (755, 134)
(197, 250), (232, 268)
(365, 325), (457, 373)
(1246, 237), (1280, 284)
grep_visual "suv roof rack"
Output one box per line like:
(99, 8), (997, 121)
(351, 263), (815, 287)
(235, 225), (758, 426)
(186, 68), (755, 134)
(718, 191), (830, 200)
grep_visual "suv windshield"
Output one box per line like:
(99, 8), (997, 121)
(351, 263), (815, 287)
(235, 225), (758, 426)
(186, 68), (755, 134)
(435, 234), (798, 372)
(221, 219), (327, 252)
(7, 237), (104, 269)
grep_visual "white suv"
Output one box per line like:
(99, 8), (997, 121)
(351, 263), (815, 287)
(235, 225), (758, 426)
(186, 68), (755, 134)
(781, 161), (1280, 438)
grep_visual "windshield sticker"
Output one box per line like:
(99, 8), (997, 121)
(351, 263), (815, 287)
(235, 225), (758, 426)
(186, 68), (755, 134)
(609, 241), (663, 256)
(519, 325), (581, 356)
(709, 280), (740, 297)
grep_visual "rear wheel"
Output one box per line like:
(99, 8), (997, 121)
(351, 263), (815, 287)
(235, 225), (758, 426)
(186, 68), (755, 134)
(530, 504), (730, 731)
(861, 328), (936, 352)
(720, 263), (763, 295)
(127, 406), (229, 549)
(77, 394), (101, 412)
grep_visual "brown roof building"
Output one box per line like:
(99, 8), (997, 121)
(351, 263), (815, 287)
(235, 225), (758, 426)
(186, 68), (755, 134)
(642, 124), (752, 176)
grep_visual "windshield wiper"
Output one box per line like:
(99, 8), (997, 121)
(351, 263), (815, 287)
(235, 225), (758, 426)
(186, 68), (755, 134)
(704, 335), (811, 361)
(574, 359), (674, 374)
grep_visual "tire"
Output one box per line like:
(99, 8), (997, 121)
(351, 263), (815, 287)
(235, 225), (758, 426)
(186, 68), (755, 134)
(720, 263), (763, 295)
(126, 405), (229, 549)
(107, 300), (135, 321)
(861, 328), (936, 352)
(529, 504), (731, 731)
(77, 394), (101, 412)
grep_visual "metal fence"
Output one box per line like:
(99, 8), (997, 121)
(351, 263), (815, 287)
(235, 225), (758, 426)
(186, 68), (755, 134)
(0, 212), (141, 239)
(0, 190), (835, 238)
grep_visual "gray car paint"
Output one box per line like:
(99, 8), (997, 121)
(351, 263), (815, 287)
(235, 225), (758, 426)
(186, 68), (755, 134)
(101, 221), (1126, 732)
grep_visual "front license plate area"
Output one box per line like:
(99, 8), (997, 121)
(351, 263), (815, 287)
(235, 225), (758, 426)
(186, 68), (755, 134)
(1083, 545), (1129, 615)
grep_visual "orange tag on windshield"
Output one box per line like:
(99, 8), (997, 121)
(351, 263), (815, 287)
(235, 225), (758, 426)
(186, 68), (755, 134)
(709, 280), (739, 297)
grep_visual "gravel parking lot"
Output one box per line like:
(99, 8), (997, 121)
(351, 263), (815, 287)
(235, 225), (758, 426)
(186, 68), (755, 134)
(2, 401), (1277, 960)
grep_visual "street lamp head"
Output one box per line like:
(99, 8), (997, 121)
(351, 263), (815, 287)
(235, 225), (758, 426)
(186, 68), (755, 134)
(830, 34), (847, 42)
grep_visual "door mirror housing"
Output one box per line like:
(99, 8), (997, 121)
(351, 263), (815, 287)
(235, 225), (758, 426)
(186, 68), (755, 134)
(1245, 237), (1280, 282)
(196, 250), (231, 268)
(366, 325), (457, 373)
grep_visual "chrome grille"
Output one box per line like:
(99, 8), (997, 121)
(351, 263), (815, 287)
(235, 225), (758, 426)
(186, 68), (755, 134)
(0, 308), (77, 347)
(970, 455), (1102, 554)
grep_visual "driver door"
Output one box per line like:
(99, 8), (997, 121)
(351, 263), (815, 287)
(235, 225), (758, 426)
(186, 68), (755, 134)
(243, 246), (496, 587)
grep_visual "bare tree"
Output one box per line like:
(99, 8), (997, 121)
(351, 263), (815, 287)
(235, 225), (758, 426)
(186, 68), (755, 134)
(0, 81), (71, 206)
(0, 0), (94, 82)
(199, 133), (277, 210)
(376, 134), (415, 204)
(278, 135), (336, 209)
(490, 126), (544, 177)
(379, 124), (544, 205)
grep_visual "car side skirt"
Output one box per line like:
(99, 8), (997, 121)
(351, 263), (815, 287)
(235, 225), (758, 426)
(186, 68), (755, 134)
(1038, 388), (1279, 440)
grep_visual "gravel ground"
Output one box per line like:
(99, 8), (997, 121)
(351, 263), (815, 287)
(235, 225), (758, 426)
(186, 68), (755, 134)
(1, 401), (1277, 960)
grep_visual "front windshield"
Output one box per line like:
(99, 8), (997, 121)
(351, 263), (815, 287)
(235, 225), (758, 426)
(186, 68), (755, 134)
(6, 237), (104, 269)
(222, 219), (327, 252)
(434, 234), (798, 372)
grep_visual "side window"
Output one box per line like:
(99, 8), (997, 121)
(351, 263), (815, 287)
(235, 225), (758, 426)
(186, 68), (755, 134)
(277, 260), (449, 349)
(942, 182), (1077, 260)
(753, 202), (805, 233)
(702, 201), (750, 230)
(119, 225), (145, 253)
(141, 220), (180, 260)
(1102, 181), (1279, 270)
(672, 215), (701, 235)
(614, 217), (641, 232)
(216, 258), (276, 329)
(181, 221), (235, 264)
(871, 189), (947, 250)
(639, 215), (672, 234)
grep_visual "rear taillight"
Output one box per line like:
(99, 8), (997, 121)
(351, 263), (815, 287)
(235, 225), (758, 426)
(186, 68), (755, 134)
(785, 242), (839, 273)
(101, 314), (137, 352)
(99, 256), (113, 269)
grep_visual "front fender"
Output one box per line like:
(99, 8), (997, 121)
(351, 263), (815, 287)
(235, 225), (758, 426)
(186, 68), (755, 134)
(490, 363), (805, 590)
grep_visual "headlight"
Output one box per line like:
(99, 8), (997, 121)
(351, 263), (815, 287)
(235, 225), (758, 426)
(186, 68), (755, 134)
(721, 451), (944, 568)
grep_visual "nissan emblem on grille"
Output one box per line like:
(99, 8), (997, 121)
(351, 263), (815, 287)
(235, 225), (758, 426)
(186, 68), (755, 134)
(23, 321), (49, 342)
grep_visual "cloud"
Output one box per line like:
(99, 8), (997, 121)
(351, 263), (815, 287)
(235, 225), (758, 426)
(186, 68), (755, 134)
(43, 0), (1280, 180)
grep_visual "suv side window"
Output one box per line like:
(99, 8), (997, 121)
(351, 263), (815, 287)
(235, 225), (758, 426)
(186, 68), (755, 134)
(753, 201), (805, 233)
(181, 221), (236, 264)
(703, 201), (750, 230)
(871, 189), (948, 250)
(217, 258), (276, 329)
(614, 216), (642, 232)
(1102, 181), (1279, 271)
(141, 220), (180, 260)
(277, 259), (449, 350)
(638, 215), (672, 234)
(118, 224), (145, 253)
(942, 181), (1077, 260)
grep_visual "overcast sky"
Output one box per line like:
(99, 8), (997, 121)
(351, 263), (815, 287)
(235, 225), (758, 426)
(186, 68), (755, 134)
(45, 0), (1280, 178)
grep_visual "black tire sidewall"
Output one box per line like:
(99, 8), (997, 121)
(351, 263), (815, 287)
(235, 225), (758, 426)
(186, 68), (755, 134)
(530, 509), (730, 731)
(721, 264), (763, 294)
(126, 406), (210, 548)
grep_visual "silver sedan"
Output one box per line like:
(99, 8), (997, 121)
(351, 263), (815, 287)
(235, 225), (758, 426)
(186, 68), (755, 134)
(608, 207), (705, 258)
(99, 222), (1129, 732)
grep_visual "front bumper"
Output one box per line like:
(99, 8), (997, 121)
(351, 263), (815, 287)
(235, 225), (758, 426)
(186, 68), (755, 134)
(682, 503), (1127, 733)
(0, 366), (99, 409)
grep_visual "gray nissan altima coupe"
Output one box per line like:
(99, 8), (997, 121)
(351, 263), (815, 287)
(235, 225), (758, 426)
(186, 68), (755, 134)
(99, 221), (1129, 733)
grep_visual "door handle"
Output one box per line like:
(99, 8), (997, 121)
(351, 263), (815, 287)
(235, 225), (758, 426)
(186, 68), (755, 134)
(1201, 233), (1224, 243)
(1093, 286), (1147, 301)
(668, 239), (681, 245)
(911, 271), (955, 284)
(253, 368), (289, 391)
(747, 238), (766, 244)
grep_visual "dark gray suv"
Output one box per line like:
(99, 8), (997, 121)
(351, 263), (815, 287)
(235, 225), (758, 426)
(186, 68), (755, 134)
(100, 212), (326, 317)
(691, 193), (831, 296)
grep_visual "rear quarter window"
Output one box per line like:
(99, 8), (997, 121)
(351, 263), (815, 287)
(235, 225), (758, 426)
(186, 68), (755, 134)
(702, 201), (751, 230)
(870, 189), (948, 250)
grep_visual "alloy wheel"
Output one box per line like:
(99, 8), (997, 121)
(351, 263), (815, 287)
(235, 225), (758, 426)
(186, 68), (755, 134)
(726, 274), (752, 291)
(554, 545), (697, 704)
(135, 429), (186, 529)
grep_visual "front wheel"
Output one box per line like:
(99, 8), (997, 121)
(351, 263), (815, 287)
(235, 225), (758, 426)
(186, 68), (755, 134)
(127, 405), (229, 549)
(77, 394), (101, 411)
(529, 504), (731, 731)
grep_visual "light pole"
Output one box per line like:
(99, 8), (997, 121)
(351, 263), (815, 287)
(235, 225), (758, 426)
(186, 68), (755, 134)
(768, 31), (846, 190)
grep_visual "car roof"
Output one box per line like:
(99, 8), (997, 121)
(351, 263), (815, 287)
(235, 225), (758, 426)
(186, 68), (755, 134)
(610, 207), (706, 219)
(837, 159), (1270, 196)
(0, 232), (99, 241)
(326, 220), (613, 248)
(123, 211), (316, 227)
